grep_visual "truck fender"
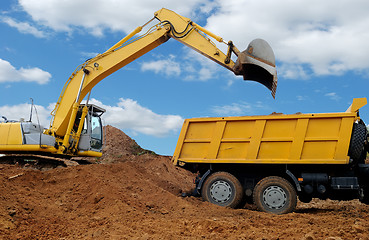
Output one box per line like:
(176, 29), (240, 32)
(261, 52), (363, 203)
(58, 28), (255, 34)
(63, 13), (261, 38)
(196, 169), (212, 195)
(286, 169), (301, 192)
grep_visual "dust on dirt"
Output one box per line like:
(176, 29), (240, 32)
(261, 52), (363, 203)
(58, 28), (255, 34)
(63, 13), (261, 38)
(0, 125), (369, 239)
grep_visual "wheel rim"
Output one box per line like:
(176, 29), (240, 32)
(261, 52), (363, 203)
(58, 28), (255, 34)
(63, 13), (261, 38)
(262, 186), (287, 209)
(209, 180), (232, 203)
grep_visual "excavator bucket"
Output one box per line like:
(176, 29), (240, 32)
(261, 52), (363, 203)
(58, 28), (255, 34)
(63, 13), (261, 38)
(233, 39), (277, 98)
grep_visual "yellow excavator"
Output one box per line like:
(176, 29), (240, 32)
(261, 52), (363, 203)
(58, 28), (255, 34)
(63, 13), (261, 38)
(0, 8), (277, 159)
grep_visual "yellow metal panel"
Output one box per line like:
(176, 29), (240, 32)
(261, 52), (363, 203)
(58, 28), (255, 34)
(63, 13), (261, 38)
(207, 121), (226, 159)
(0, 123), (23, 145)
(301, 141), (337, 160)
(345, 98), (367, 113)
(0, 145), (56, 153)
(180, 158), (348, 165)
(185, 121), (216, 140)
(7, 123), (23, 144)
(334, 117), (354, 162)
(180, 142), (210, 159)
(305, 118), (341, 139)
(246, 120), (266, 160)
(222, 120), (254, 139)
(258, 142), (291, 160)
(77, 150), (102, 157)
(172, 120), (189, 165)
(289, 118), (309, 160)
(217, 142), (249, 159)
(0, 123), (11, 144)
(262, 119), (297, 138)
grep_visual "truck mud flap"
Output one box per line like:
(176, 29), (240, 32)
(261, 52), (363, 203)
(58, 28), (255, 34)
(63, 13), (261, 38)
(286, 169), (301, 192)
(195, 169), (212, 195)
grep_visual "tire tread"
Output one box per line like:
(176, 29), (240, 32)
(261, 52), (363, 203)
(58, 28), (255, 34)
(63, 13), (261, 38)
(201, 171), (243, 208)
(253, 176), (297, 214)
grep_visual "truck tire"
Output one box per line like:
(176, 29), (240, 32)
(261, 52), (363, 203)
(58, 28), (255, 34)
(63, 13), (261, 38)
(349, 122), (367, 163)
(201, 172), (244, 208)
(253, 176), (297, 214)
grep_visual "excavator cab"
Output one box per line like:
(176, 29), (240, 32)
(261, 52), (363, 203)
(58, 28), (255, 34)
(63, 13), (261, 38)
(77, 104), (105, 155)
(233, 39), (277, 98)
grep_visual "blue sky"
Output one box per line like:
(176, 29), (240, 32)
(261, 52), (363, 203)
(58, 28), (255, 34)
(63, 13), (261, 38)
(1, 0), (368, 155)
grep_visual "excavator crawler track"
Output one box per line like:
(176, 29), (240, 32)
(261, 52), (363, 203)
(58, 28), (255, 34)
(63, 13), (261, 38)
(0, 154), (86, 171)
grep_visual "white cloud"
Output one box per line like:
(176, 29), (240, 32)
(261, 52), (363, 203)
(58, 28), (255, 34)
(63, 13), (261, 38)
(211, 101), (264, 116)
(1, 16), (47, 38)
(182, 48), (221, 81)
(17, 0), (210, 36)
(325, 92), (341, 101)
(204, 0), (369, 78)
(80, 51), (100, 59)
(279, 63), (309, 80)
(297, 95), (307, 101)
(0, 58), (51, 84)
(141, 54), (181, 77)
(88, 98), (183, 137)
(0, 103), (52, 127)
(141, 48), (231, 82)
(9, 0), (369, 79)
(0, 98), (184, 137)
(212, 103), (249, 115)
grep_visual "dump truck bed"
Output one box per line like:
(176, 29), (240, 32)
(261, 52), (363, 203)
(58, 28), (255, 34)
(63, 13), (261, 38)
(172, 98), (367, 166)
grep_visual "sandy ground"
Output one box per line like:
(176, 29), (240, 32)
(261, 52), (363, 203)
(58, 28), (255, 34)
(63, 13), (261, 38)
(0, 126), (369, 239)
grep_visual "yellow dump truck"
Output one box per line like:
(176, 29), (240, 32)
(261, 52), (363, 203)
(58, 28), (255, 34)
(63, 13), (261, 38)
(173, 98), (369, 214)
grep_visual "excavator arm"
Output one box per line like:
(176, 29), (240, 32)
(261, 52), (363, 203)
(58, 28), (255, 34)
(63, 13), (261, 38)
(50, 8), (277, 137)
(0, 8), (277, 157)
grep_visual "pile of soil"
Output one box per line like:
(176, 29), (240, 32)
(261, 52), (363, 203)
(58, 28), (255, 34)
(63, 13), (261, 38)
(0, 126), (369, 239)
(99, 125), (155, 163)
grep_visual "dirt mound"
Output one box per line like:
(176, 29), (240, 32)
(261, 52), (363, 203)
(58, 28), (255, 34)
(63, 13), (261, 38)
(0, 126), (369, 239)
(0, 158), (196, 239)
(99, 125), (153, 163)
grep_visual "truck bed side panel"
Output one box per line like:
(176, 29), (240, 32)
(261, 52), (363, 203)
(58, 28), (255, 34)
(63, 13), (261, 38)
(173, 113), (356, 165)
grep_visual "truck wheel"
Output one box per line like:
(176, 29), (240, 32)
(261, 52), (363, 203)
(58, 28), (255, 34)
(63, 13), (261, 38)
(201, 172), (244, 208)
(253, 176), (297, 214)
(349, 122), (367, 163)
